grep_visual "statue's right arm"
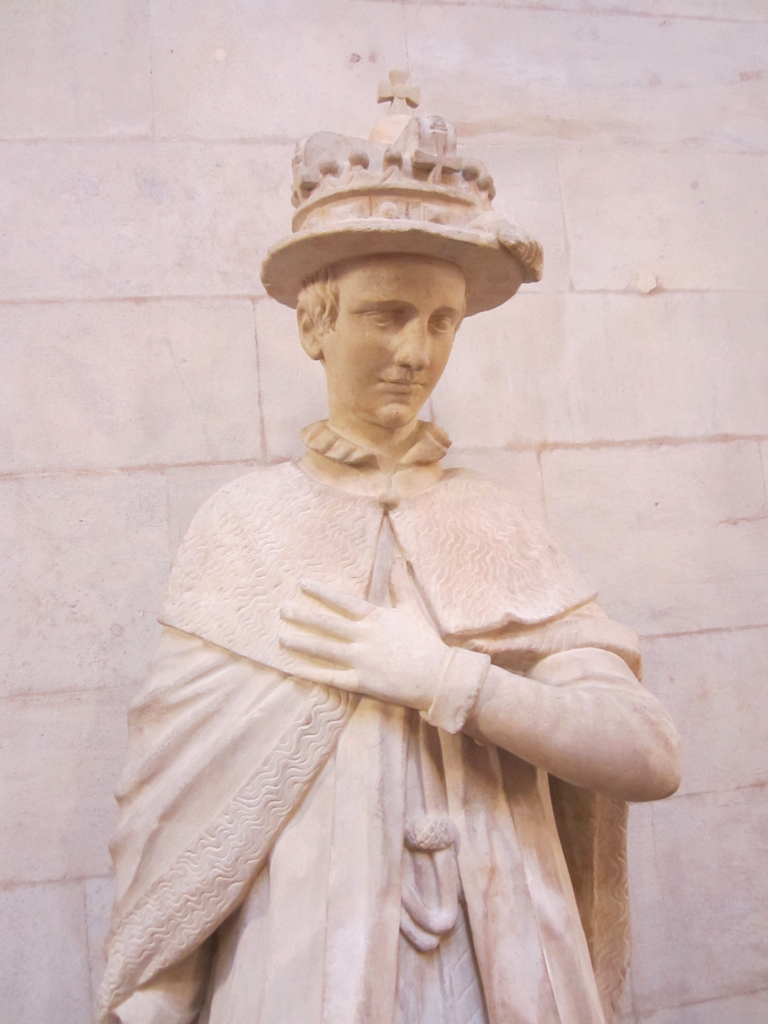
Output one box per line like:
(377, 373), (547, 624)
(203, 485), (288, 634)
(102, 624), (300, 1024)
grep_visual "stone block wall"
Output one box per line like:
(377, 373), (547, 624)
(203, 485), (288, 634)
(1, 2), (766, 1021)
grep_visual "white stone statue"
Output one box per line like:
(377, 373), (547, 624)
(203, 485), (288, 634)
(99, 75), (680, 1024)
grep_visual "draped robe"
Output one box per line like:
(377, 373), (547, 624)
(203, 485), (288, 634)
(99, 423), (655, 1024)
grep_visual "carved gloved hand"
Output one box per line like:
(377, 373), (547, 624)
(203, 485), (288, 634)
(279, 558), (450, 712)
(280, 559), (491, 732)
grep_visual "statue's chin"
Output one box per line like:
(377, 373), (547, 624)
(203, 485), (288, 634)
(365, 401), (424, 431)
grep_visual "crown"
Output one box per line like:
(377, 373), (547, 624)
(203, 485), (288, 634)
(261, 72), (543, 316)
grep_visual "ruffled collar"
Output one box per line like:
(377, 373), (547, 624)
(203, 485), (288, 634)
(300, 420), (451, 471)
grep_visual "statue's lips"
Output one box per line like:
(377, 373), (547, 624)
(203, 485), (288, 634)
(377, 380), (423, 396)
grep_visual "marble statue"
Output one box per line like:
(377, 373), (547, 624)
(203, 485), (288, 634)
(99, 74), (681, 1024)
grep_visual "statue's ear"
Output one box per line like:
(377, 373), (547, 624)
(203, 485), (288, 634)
(297, 307), (325, 361)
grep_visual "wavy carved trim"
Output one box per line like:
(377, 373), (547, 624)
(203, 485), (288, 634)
(591, 796), (631, 1024)
(98, 686), (351, 1022)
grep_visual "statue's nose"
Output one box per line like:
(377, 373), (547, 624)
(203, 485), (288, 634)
(395, 319), (430, 371)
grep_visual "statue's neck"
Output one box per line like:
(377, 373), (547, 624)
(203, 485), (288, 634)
(298, 419), (451, 499)
(325, 416), (422, 476)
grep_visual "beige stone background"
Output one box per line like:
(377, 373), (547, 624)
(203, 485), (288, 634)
(1, 0), (767, 1021)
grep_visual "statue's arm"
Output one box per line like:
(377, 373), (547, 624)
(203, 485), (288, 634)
(465, 646), (681, 803)
(101, 624), (317, 1024)
(279, 570), (680, 803)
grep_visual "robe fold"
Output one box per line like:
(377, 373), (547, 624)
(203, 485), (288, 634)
(100, 448), (644, 1024)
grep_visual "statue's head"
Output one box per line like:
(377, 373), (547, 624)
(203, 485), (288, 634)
(297, 253), (465, 432)
(260, 72), (543, 435)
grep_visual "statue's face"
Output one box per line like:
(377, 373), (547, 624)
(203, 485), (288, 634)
(307, 254), (465, 433)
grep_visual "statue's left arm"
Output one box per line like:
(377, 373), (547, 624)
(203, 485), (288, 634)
(280, 563), (681, 804)
(464, 643), (680, 802)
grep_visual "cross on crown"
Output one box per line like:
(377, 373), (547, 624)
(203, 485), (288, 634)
(377, 69), (421, 115)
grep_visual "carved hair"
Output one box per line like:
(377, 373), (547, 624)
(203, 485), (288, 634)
(297, 265), (341, 335)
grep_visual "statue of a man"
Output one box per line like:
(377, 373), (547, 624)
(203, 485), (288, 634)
(99, 87), (680, 1024)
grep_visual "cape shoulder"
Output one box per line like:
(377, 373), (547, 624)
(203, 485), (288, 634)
(161, 462), (381, 672)
(161, 462), (595, 671)
(391, 468), (595, 636)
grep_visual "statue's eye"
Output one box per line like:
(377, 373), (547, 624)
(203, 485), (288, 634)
(367, 311), (397, 328)
(430, 315), (453, 333)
